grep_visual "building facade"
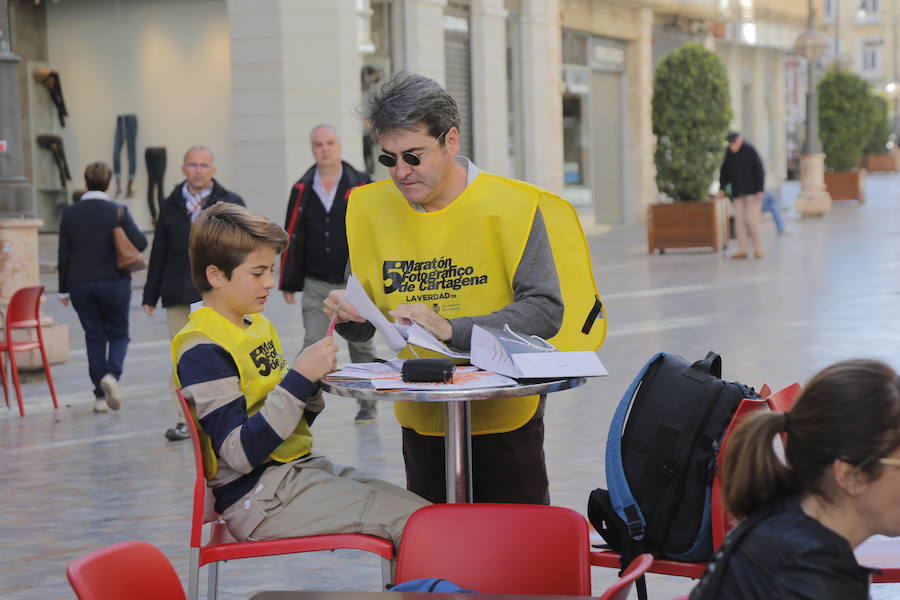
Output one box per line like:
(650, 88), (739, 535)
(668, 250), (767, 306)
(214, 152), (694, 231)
(8, 0), (822, 231)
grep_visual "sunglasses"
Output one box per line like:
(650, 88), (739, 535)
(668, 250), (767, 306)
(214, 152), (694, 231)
(378, 131), (447, 168)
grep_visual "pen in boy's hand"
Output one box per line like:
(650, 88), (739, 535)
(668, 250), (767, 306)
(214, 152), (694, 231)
(327, 314), (338, 337)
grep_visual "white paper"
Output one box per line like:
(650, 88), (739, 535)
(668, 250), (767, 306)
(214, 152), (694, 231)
(470, 324), (608, 378)
(511, 351), (608, 378)
(406, 323), (470, 359)
(345, 275), (407, 352)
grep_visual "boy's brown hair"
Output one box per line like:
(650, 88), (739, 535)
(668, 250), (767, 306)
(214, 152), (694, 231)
(189, 202), (288, 293)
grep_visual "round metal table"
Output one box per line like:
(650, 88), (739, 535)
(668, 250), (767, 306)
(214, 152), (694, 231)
(321, 377), (586, 503)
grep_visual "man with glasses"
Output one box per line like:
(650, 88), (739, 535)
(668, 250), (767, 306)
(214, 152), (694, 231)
(279, 125), (377, 424)
(143, 146), (245, 441)
(323, 73), (602, 505)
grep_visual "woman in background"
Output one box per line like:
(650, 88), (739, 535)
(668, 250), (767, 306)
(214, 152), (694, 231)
(58, 161), (147, 412)
(690, 359), (900, 599)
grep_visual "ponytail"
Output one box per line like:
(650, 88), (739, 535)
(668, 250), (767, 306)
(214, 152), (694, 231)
(722, 411), (797, 519)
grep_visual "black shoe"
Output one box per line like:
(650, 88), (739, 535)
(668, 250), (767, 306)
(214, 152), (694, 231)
(165, 422), (190, 441)
(354, 407), (377, 424)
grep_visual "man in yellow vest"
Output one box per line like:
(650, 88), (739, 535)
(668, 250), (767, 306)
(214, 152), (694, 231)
(325, 73), (604, 505)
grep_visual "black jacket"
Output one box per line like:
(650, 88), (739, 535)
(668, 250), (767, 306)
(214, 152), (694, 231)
(58, 194), (148, 293)
(719, 142), (765, 198)
(279, 161), (371, 292)
(689, 496), (872, 600)
(142, 179), (244, 308)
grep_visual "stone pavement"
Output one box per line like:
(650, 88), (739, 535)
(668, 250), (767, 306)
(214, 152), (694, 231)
(3, 176), (900, 598)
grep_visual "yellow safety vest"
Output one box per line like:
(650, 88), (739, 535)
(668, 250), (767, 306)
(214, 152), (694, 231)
(172, 307), (313, 478)
(347, 172), (606, 436)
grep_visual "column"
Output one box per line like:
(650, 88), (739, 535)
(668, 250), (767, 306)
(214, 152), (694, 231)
(401, 0), (446, 83)
(750, 46), (766, 170)
(770, 50), (787, 183)
(628, 6), (654, 224)
(470, 0), (509, 175)
(227, 0), (362, 221)
(518, 0), (563, 193)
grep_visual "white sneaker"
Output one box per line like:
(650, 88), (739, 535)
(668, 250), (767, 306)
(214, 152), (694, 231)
(93, 399), (110, 413)
(100, 374), (122, 410)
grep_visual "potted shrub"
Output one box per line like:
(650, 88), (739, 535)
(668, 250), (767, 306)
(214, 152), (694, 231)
(819, 69), (877, 202)
(648, 42), (732, 253)
(863, 92), (897, 172)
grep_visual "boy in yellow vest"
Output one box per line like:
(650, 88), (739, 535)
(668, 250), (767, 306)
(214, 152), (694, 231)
(172, 202), (428, 544)
(324, 73), (604, 504)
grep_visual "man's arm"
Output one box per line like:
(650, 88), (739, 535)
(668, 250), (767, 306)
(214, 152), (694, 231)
(142, 213), (168, 308)
(446, 209), (562, 350)
(177, 340), (324, 474)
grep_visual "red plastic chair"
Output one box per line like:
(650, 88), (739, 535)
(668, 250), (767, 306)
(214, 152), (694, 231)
(764, 382), (801, 413)
(590, 393), (777, 580)
(177, 392), (394, 600)
(67, 540), (186, 600)
(597, 553), (654, 600)
(395, 503), (591, 595)
(0, 285), (59, 417)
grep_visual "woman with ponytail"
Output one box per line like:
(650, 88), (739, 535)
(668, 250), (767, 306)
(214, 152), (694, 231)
(690, 359), (900, 599)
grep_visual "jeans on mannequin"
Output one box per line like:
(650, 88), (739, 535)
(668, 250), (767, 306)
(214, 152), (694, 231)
(144, 147), (167, 222)
(113, 114), (138, 198)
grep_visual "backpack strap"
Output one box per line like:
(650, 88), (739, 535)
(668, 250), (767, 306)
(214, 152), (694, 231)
(605, 352), (665, 542)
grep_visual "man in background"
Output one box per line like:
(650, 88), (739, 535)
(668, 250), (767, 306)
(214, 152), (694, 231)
(279, 125), (377, 423)
(142, 146), (245, 441)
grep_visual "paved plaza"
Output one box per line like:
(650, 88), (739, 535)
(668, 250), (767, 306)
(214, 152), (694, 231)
(3, 176), (900, 598)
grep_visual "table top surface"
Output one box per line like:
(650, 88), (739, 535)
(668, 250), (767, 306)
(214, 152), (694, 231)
(320, 377), (586, 402)
(251, 592), (594, 600)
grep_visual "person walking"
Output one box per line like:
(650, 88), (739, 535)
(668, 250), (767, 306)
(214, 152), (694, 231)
(142, 146), (245, 441)
(279, 125), (378, 424)
(720, 132), (765, 259)
(58, 161), (147, 413)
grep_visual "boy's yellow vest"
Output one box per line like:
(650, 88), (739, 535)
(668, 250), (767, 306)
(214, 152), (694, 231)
(172, 307), (313, 478)
(347, 172), (605, 436)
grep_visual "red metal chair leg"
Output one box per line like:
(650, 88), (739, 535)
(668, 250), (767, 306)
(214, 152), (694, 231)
(8, 349), (25, 417)
(0, 353), (9, 409)
(36, 328), (59, 410)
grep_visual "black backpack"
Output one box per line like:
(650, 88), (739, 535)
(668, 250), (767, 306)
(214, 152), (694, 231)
(588, 352), (758, 579)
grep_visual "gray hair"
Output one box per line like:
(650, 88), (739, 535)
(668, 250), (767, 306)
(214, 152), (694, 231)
(361, 72), (460, 141)
(310, 123), (339, 141)
(183, 145), (215, 164)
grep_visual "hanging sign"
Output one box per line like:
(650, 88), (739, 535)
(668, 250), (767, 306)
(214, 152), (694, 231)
(0, 140), (7, 153)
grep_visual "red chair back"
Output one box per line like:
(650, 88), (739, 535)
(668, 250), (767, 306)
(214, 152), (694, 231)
(5, 285), (44, 330)
(764, 382), (801, 413)
(597, 553), (654, 600)
(396, 503), (591, 595)
(177, 391), (224, 548)
(710, 396), (770, 546)
(67, 540), (186, 600)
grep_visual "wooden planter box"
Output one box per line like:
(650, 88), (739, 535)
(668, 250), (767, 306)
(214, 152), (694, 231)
(863, 153), (899, 172)
(647, 197), (728, 254)
(824, 169), (865, 203)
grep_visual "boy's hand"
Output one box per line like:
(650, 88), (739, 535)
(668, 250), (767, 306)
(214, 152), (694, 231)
(323, 289), (365, 324)
(293, 337), (338, 382)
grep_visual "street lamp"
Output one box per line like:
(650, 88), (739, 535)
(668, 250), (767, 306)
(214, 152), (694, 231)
(793, 0), (832, 216)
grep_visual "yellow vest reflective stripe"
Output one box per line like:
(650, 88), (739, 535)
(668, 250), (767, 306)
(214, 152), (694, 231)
(172, 307), (313, 478)
(347, 172), (606, 435)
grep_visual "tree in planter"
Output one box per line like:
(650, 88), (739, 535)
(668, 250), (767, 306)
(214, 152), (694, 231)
(652, 42), (732, 201)
(818, 69), (877, 171)
(864, 91), (892, 156)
